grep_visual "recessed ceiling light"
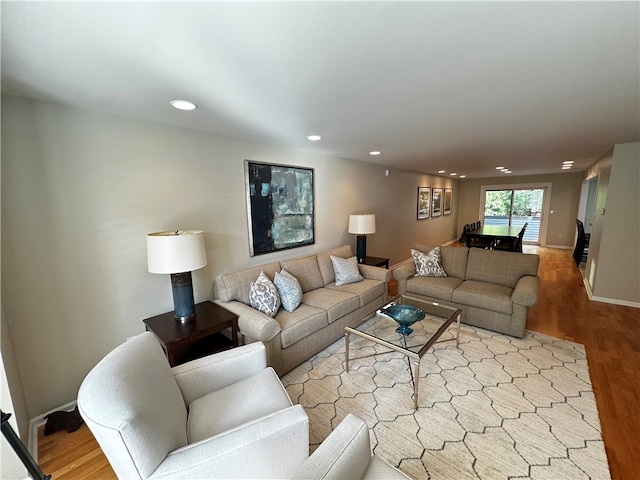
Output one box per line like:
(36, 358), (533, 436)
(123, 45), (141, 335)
(504, 170), (512, 174)
(438, 170), (446, 174)
(307, 135), (322, 141)
(170, 100), (197, 111)
(369, 151), (381, 156)
(563, 160), (574, 165)
(501, 168), (509, 172)
(496, 166), (505, 170)
(459, 175), (466, 178)
(450, 173), (457, 176)
(562, 165), (571, 170)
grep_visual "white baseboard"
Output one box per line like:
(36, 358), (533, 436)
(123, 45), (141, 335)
(582, 277), (640, 308)
(28, 400), (77, 459)
(544, 244), (573, 250)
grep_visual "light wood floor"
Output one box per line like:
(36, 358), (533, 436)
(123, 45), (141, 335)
(37, 246), (639, 480)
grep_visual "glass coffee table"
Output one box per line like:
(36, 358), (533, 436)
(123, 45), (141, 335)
(344, 295), (462, 409)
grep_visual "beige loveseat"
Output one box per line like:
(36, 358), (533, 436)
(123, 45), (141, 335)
(213, 245), (391, 375)
(393, 244), (540, 337)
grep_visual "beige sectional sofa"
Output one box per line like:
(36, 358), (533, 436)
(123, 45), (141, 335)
(393, 244), (540, 337)
(213, 245), (391, 375)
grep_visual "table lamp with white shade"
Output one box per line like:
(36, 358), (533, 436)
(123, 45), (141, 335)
(348, 214), (376, 263)
(147, 230), (207, 321)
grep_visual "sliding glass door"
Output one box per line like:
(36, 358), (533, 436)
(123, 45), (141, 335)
(482, 187), (546, 243)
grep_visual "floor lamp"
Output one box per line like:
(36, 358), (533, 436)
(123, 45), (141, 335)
(348, 214), (376, 263)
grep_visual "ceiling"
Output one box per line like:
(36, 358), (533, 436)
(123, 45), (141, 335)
(2, 1), (639, 179)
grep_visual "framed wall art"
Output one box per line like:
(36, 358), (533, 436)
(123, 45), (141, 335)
(444, 188), (453, 216)
(245, 160), (315, 256)
(432, 188), (443, 218)
(417, 186), (430, 220)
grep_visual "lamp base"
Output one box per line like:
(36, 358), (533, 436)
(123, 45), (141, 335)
(170, 272), (196, 322)
(356, 235), (367, 263)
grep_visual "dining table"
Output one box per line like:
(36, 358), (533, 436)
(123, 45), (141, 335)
(465, 224), (522, 250)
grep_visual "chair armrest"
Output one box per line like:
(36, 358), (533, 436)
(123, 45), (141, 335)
(172, 342), (267, 404)
(358, 265), (392, 283)
(511, 275), (540, 306)
(291, 414), (372, 480)
(213, 300), (281, 342)
(150, 405), (309, 480)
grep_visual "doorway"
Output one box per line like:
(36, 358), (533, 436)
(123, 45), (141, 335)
(480, 183), (552, 245)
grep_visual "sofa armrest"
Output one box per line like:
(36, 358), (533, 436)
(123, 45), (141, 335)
(358, 264), (392, 283)
(213, 299), (281, 342)
(150, 405), (309, 480)
(172, 342), (267, 404)
(392, 262), (416, 295)
(511, 275), (540, 306)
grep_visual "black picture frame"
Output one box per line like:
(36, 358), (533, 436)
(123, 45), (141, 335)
(432, 188), (443, 218)
(444, 188), (453, 216)
(245, 160), (315, 256)
(417, 187), (430, 220)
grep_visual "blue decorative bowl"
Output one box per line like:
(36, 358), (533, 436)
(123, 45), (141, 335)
(380, 304), (425, 335)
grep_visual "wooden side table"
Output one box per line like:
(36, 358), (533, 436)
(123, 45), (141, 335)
(362, 256), (390, 269)
(143, 301), (239, 367)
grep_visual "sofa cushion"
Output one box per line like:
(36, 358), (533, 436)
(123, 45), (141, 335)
(214, 261), (282, 304)
(466, 248), (540, 289)
(274, 269), (303, 312)
(317, 245), (353, 285)
(327, 278), (385, 307)
(250, 271), (280, 317)
(415, 244), (468, 279)
(276, 304), (328, 348)
(406, 276), (464, 302)
(452, 280), (514, 315)
(412, 248), (447, 277)
(187, 367), (292, 443)
(331, 255), (364, 286)
(302, 287), (360, 323)
(282, 255), (325, 293)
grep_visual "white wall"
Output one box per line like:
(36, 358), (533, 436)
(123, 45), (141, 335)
(591, 143), (639, 304)
(1, 95), (459, 418)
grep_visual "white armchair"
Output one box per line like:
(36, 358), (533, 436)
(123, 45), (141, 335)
(78, 332), (308, 479)
(291, 414), (411, 480)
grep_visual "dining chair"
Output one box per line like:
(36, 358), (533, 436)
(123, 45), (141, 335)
(494, 223), (527, 252)
(465, 222), (492, 249)
(573, 219), (590, 266)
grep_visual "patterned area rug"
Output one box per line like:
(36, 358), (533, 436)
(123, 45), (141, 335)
(281, 325), (610, 479)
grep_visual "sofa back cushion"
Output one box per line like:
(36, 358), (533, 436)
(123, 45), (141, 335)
(466, 248), (540, 288)
(414, 244), (469, 279)
(317, 245), (354, 285)
(214, 261), (282, 304)
(78, 332), (188, 479)
(282, 254), (324, 293)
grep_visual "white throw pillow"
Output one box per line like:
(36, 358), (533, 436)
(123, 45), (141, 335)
(412, 247), (447, 277)
(330, 255), (364, 286)
(274, 269), (303, 312)
(249, 271), (280, 317)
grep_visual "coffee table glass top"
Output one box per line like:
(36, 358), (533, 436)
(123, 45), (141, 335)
(344, 295), (462, 409)
(346, 295), (461, 357)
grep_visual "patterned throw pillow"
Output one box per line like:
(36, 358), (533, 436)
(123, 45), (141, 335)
(412, 247), (448, 277)
(330, 255), (364, 286)
(249, 271), (280, 317)
(274, 269), (303, 312)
